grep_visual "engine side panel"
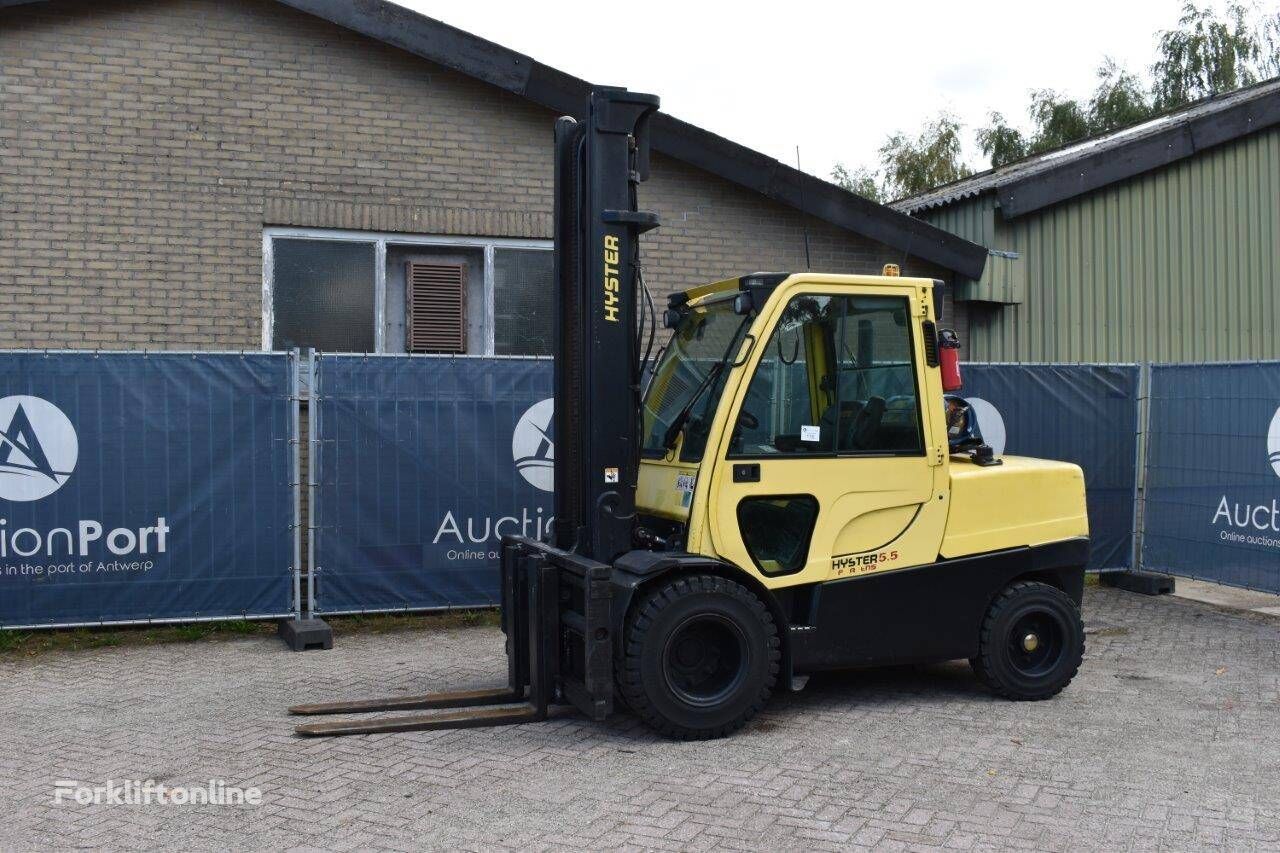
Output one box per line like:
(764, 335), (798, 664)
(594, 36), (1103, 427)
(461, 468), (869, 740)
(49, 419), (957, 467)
(941, 456), (1088, 558)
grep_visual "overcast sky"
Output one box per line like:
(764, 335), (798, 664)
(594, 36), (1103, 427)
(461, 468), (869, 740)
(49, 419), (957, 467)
(391, 1), (1233, 180)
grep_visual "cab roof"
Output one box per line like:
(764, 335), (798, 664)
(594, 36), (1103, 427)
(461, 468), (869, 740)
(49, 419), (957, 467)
(673, 271), (939, 308)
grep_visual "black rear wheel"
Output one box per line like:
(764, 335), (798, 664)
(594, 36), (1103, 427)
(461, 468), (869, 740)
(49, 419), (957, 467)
(618, 574), (779, 739)
(972, 580), (1084, 700)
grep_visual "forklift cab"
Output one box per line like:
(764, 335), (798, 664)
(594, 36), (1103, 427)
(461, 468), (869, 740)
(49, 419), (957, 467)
(639, 272), (950, 589)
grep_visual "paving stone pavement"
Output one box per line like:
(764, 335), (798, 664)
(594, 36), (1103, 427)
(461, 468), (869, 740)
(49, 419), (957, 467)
(1, 586), (1277, 851)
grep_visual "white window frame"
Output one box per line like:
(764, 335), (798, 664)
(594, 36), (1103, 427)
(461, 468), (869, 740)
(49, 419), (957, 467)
(261, 226), (552, 354)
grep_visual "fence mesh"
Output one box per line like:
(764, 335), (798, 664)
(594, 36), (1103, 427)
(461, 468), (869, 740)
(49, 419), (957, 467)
(1142, 361), (1280, 593)
(310, 355), (552, 614)
(0, 351), (296, 628)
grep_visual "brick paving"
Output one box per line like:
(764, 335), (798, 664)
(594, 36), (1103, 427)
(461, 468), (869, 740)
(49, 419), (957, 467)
(1, 586), (1277, 851)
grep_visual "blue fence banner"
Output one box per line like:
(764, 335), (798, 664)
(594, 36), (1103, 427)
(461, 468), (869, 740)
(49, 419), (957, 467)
(961, 364), (1140, 571)
(1142, 362), (1280, 594)
(0, 352), (295, 628)
(315, 356), (1145, 614)
(312, 355), (553, 613)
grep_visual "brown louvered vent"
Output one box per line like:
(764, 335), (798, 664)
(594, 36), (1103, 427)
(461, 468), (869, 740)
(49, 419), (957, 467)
(406, 261), (467, 353)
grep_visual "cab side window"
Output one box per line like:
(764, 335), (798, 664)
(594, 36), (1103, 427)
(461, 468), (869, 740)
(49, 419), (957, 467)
(730, 294), (923, 457)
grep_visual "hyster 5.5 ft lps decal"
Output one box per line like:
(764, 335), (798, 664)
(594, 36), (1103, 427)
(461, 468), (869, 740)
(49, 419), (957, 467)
(831, 549), (901, 578)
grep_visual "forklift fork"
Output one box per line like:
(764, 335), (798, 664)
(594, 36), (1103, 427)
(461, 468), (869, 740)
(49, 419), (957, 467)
(289, 539), (614, 737)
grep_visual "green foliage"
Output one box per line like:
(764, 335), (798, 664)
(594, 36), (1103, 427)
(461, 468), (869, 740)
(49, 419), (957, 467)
(173, 623), (211, 642)
(1152, 2), (1261, 109)
(1089, 58), (1157, 133)
(1026, 90), (1093, 154)
(830, 163), (884, 203)
(1011, 63), (1158, 159)
(0, 611), (501, 659)
(1262, 11), (1280, 75)
(0, 630), (30, 652)
(977, 64), (1155, 167)
(839, 2), (1278, 197)
(86, 632), (122, 649)
(877, 115), (973, 201)
(975, 113), (1028, 168)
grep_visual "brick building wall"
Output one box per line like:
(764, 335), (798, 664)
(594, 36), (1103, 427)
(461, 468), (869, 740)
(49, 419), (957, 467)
(0, 0), (962, 351)
(640, 155), (963, 338)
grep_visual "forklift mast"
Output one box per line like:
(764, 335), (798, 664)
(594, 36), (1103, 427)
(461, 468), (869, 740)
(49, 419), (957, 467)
(551, 88), (660, 561)
(290, 88), (664, 736)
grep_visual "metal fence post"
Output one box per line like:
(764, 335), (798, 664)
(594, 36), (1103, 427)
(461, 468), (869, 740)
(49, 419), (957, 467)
(1129, 362), (1150, 571)
(1100, 360), (1174, 595)
(290, 348), (303, 621)
(277, 347), (334, 650)
(307, 348), (318, 620)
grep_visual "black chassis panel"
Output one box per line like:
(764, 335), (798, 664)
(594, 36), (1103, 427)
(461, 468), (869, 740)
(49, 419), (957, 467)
(609, 549), (801, 642)
(789, 538), (1088, 673)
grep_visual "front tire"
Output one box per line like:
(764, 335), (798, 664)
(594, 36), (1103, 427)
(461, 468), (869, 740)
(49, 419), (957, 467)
(618, 574), (779, 739)
(972, 580), (1084, 700)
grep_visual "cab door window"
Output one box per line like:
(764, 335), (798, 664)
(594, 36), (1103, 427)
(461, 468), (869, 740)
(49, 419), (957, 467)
(832, 296), (924, 454)
(730, 293), (923, 457)
(730, 295), (839, 456)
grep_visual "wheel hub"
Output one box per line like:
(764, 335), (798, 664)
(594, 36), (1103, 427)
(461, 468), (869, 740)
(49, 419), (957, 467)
(662, 614), (748, 707)
(1007, 610), (1066, 677)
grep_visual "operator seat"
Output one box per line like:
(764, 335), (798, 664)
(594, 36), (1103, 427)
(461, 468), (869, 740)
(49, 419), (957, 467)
(819, 397), (886, 450)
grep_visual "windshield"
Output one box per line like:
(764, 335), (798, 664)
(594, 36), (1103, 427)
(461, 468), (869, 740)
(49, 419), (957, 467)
(642, 298), (750, 461)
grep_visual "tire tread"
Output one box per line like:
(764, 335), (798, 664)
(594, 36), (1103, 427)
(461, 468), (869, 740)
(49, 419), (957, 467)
(618, 574), (779, 740)
(974, 580), (1084, 701)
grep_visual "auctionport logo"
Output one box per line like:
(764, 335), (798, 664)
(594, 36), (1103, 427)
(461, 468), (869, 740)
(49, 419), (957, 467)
(0, 396), (78, 502)
(430, 398), (556, 553)
(54, 779), (262, 806)
(1210, 404), (1280, 548)
(513, 398), (554, 492)
(1268, 405), (1280, 478)
(964, 397), (1006, 457)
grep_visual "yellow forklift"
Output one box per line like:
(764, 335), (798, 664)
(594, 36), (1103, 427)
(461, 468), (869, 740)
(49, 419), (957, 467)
(290, 88), (1089, 739)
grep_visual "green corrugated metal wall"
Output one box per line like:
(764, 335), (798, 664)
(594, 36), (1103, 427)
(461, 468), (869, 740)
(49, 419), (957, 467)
(920, 126), (1280, 362)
